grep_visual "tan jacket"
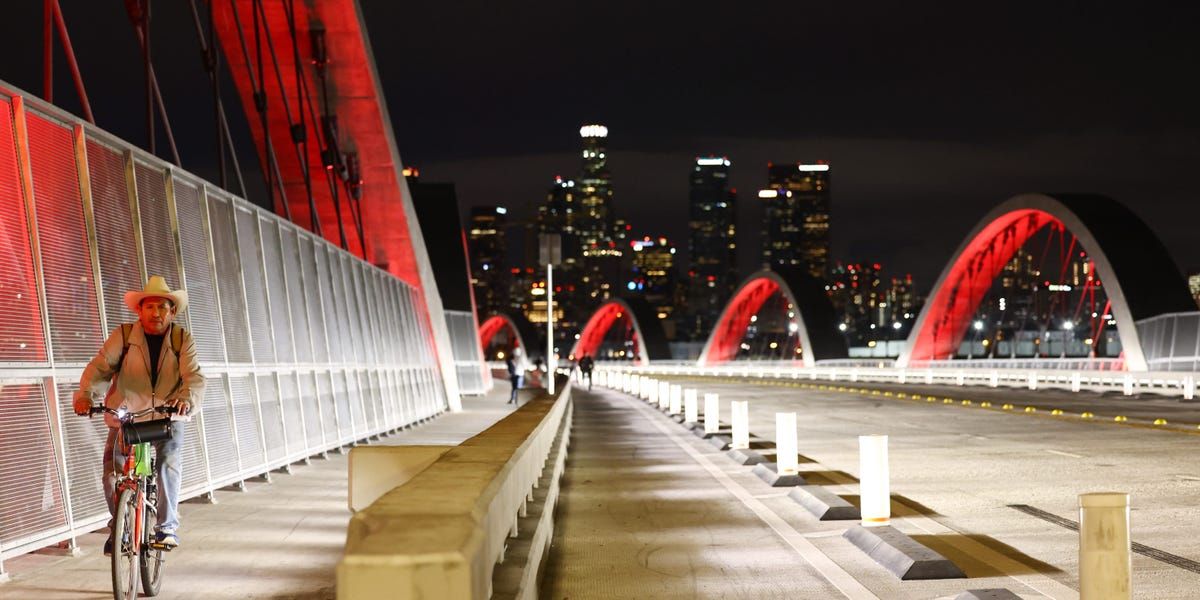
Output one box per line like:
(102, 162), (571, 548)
(78, 322), (206, 428)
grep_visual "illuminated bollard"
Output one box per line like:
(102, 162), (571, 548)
(1028, 372), (1038, 391)
(658, 381), (670, 409)
(684, 389), (699, 424)
(1184, 376), (1195, 401)
(925, 370), (934, 385)
(897, 370), (906, 384)
(1123, 375), (1134, 396)
(669, 385), (683, 415)
(647, 379), (658, 404)
(989, 370), (999, 388)
(704, 393), (720, 434)
(859, 435), (890, 527)
(956, 370), (965, 386)
(775, 412), (799, 475)
(1071, 372), (1082, 393)
(730, 401), (750, 450)
(1079, 492), (1131, 600)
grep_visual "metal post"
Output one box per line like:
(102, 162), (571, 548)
(547, 262), (554, 395)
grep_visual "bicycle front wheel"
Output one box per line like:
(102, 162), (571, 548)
(111, 488), (141, 600)
(140, 500), (164, 596)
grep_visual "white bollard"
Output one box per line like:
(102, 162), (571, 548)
(1079, 492), (1131, 600)
(1184, 376), (1195, 401)
(704, 393), (720, 434)
(647, 379), (658, 404)
(658, 381), (670, 409)
(1123, 375), (1134, 396)
(1028, 372), (1038, 391)
(669, 385), (683, 415)
(859, 434), (890, 527)
(989, 370), (999, 388)
(956, 370), (965, 386)
(898, 370), (906, 385)
(684, 389), (699, 424)
(632, 374), (641, 394)
(1071, 372), (1082, 393)
(851, 369), (859, 382)
(925, 370), (934, 385)
(775, 412), (799, 475)
(730, 401), (750, 450)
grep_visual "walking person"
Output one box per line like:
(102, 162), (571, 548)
(578, 354), (594, 390)
(506, 355), (522, 404)
(72, 276), (206, 555)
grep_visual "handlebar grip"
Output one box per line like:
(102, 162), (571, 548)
(159, 406), (179, 414)
(88, 406), (105, 416)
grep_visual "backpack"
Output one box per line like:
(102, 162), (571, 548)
(115, 323), (185, 374)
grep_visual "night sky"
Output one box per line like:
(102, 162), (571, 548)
(5, 2), (1200, 292)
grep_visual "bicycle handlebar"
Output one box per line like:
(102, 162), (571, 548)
(87, 405), (178, 420)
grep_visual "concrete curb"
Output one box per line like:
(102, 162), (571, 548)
(708, 435), (732, 450)
(726, 448), (768, 465)
(752, 463), (806, 487)
(788, 485), (860, 520)
(842, 525), (966, 580)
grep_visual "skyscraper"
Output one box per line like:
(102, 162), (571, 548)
(577, 125), (613, 246)
(466, 206), (509, 316)
(686, 156), (737, 339)
(628, 236), (679, 338)
(761, 162), (831, 279)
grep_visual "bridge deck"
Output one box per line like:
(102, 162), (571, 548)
(0, 385), (519, 600)
(544, 378), (1200, 599)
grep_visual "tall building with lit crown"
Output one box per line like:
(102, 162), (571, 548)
(761, 162), (831, 279)
(577, 125), (614, 246)
(1188, 271), (1200, 308)
(466, 206), (509, 316)
(686, 156), (737, 339)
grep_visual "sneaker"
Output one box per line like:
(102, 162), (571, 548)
(103, 538), (113, 556)
(150, 531), (179, 550)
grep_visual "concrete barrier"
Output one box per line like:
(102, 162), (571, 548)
(1079, 492), (1131, 599)
(347, 445), (453, 512)
(337, 382), (574, 599)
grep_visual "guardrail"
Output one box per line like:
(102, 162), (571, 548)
(338, 379), (573, 599)
(598, 362), (1197, 400)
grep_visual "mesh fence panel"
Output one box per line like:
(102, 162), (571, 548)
(235, 208), (274, 364)
(133, 160), (179, 289)
(54, 380), (106, 525)
(0, 383), (67, 544)
(229, 374), (264, 472)
(173, 181), (226, 363)
(0, 99), (48, 362)
(259, 218), (295, 363)
(278, 372), (305, 454)
(26, 112), (103, 362)
(280, 227), (313, 363)
(298, 236), (328, 363)
(206, 196), (252, 363)
(255, 374), (285, 463)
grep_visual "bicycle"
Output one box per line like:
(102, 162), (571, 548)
(85, 404), (181, 600)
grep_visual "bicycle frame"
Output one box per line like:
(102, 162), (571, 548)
(114, 436), (155, 556)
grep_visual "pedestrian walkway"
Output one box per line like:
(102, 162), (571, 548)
(0, 385), (520, 600)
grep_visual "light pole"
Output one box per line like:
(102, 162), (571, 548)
(540, 234), (561, 395)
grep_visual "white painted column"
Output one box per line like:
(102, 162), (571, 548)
(648, 379), (658, 404)
(730, 401), (750, 450)
(1079, 492), (1131, 600)
(859, 434), (890, 527)
(684, 389), (698, 424)
(1027, 372), (1038, 390)
(1184, 375), (1195, 401)
(775, 412), (798, 475)
(669, 384), (682, 415)
(658, 381), (670, 409)
(1071, 372), (1082, 393)
(704, 393), (720, 434)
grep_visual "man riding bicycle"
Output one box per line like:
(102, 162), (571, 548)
(72, 276), (206, 555)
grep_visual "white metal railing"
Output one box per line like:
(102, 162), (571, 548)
(0, 81), (453, 570)
(595, 362), (1197, 400)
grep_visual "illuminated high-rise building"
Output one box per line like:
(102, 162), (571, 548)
(466, 206), (509, 316)
(577, 124), (613, 246)
(686, 156), (737, 339)
(628, 236), (678, 338)
(761, 162), (831, 279)
(1188, 272), (1200, 308)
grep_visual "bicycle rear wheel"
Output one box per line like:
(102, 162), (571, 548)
(111, 488), (140, 600)
(140, 501), (164, 596)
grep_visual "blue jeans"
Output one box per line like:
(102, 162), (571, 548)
(104, 421), (185, 533)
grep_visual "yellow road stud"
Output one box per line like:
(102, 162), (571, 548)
(1114, 415), (1127, 422)
(1050, 409), (1064, 416)
(961, 399), (973, 406)
(1081, 412), (1095, 419)
(980, 401), (992, 408)
(1154, 418), (1168, 426)
(1002, 403), (1014, 410)
(943, 398), (955, 404)
(1024, 406), (1037, 413)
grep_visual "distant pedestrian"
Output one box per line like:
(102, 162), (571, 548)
(505, 355), (521, 405)
(578, 354), (594, 390)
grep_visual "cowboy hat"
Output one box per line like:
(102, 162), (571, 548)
(124, 276), (188, 314)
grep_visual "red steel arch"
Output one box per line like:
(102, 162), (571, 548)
(698, 269), (846, 368)
(571, 300), (646, 364)
(898, 194), (1194, 371)
(479, 314), (528, 360)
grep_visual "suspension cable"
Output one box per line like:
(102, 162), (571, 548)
(281, 0), (321, 236)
